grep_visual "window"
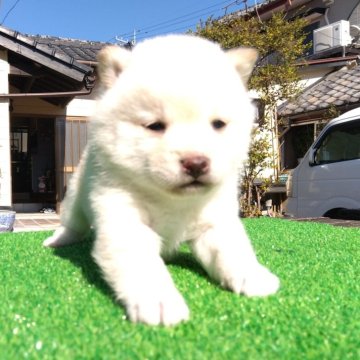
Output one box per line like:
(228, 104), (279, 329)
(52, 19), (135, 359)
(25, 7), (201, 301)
(252, 99), (265, 126)
(11, 128), (28, 155)
(303, 21), (320, 56)
(314, 119), (360, 165)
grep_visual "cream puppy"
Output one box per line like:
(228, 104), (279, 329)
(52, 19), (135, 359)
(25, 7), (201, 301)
(44, 35), (279, 326)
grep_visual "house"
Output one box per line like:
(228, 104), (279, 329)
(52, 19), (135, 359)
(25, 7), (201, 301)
(279, 60), (360, 169)
(231, 0), (360, 169)
(228, 0), (360, 212)
(2, 0), (360, 213)
(252, 0), (360, 171)
(0, 26), (109, 212)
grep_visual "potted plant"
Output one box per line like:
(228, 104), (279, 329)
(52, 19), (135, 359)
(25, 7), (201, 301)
(0, 163), (16, 232)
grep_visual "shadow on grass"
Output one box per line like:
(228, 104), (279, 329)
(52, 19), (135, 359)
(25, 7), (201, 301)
(51, 234), (207, 303)
(52, 235), (115, 300)
(166, 251), (207, 278)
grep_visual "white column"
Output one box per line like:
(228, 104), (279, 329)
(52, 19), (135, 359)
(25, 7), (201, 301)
(0, 50), (12, 208)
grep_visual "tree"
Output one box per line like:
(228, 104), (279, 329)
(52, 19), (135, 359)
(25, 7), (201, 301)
(194, 12), (310, 215)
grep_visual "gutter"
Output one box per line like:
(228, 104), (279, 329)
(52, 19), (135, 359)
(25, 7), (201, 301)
(296, 55), (360, 67)
(0, 88), (92, 99)
(249, 0), (312, 20)
(0, 72), (95, 99)
(279, 103), (360, 122)
(77, 60), (99, 67)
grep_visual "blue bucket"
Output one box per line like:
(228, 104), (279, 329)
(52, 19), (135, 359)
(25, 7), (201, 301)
(0, 210), (16, 232)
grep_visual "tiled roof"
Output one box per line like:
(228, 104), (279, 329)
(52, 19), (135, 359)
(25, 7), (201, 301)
(25, 34), (109, 62)
(0, 25), (111, 64)
(278, 65), (360, 117)
(0, 25), (100, 105)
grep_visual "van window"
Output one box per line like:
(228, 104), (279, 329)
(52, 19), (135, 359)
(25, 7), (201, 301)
(314, 119), (360, 165)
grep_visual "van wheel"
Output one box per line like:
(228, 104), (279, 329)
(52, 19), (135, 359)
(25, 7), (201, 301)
(325, 208), (360, 220)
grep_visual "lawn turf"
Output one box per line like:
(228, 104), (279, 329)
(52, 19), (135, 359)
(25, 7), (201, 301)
(0, 218), (359, 359)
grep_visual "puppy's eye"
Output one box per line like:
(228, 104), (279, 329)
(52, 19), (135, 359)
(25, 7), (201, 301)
(211, 119), (227, 130)
(145, 121), (167, 132)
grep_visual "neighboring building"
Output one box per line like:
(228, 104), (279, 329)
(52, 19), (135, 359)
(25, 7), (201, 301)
(263, 0), (360, 171)
(0, 26), (108, 211)
(279, 59), (360, 169)
(238, 0), (360, 171)
(230, 0), (360, 212)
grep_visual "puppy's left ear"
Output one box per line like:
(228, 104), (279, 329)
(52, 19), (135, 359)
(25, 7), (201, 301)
(97, 46), (132, 89)
(226, 47), (258, 85)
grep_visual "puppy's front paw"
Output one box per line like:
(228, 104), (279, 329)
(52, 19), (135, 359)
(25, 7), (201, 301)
(221, 263), (280, 297)
(125, 287), (189, 326)
(241, 265), (280, 297)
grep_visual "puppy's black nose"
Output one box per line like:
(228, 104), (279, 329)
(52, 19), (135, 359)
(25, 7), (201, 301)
(180, 156), (210, 179)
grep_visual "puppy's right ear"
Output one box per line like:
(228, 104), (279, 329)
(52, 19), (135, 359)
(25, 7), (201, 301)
(97, 46), (132, 89)
(226, 47), (258, 85)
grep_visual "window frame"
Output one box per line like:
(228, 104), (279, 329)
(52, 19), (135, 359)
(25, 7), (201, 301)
(310, 118), (360, 166)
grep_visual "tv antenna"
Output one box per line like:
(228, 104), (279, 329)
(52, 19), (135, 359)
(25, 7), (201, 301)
(115, 29), (136, 48)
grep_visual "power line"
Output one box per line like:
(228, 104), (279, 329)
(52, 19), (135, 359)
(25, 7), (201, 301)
(115, 0), (240, 43)
(117, 0), (232, 38)
(134, 9), (223, 39)
(135, 23), (199, 42)
(1, 0), (21, 25)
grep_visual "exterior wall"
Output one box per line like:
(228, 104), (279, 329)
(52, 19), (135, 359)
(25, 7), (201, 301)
(66, 98), (95, 117)
(287, 0), (359, 27)
(0, 50), (11, 207)
(11, 93), (96, 118)
(11, 93), (63, 116)
(325, 0), (359, 25)
(298, 66), (333, 89)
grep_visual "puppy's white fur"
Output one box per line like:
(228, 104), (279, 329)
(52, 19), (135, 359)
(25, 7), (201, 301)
(44, 35), (279, 326)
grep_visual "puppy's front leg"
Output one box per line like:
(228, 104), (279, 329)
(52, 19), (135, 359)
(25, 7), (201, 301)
(91, 196), (189, 326)
(190, 218), (279, 297)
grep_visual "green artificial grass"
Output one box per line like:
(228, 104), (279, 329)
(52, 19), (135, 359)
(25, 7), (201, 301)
(1, 218), (359, 359)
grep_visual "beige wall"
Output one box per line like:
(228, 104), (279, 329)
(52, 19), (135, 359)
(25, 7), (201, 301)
(66, 98), (95, 117)
(11, 95), (95, 118)
(12, 95), (64, 117)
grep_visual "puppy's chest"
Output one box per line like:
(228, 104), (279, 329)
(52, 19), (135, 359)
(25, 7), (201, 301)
(150, 209), (189, 240)
(146, 204), (202, 243)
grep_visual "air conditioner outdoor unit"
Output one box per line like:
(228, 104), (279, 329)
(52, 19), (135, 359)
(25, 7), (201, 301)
(313, 20), (352, 53)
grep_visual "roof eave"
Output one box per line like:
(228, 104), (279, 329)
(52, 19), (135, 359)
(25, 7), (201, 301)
(0, 26), (92, 83)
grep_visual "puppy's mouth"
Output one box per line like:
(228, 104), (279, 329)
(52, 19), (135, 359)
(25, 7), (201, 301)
(173, 179), (212, 194)
(180, 180), (207, 189)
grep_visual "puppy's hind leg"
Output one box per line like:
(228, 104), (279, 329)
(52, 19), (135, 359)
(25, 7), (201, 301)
(43, 201), (89, 247)
(43, 194), (89, 247)
(43, 225), (84, 248)
(43, 158), (90, 248)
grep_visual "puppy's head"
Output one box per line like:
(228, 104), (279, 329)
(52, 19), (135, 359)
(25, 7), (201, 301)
(93, 35), (257, 196)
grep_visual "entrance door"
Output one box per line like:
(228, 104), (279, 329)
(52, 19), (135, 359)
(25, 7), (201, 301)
(11, 118), (56, 207)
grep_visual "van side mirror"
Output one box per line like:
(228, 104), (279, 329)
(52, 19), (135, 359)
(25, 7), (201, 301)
(309, 148), (317, 166)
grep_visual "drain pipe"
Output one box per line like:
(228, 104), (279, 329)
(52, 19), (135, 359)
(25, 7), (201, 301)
(324, 7), (330, 25)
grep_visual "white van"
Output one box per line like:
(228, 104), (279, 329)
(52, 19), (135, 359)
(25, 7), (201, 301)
(285, 107), (360, 218)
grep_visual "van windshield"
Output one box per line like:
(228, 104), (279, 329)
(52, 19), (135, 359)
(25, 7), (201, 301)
(314, 119), (360, 165)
